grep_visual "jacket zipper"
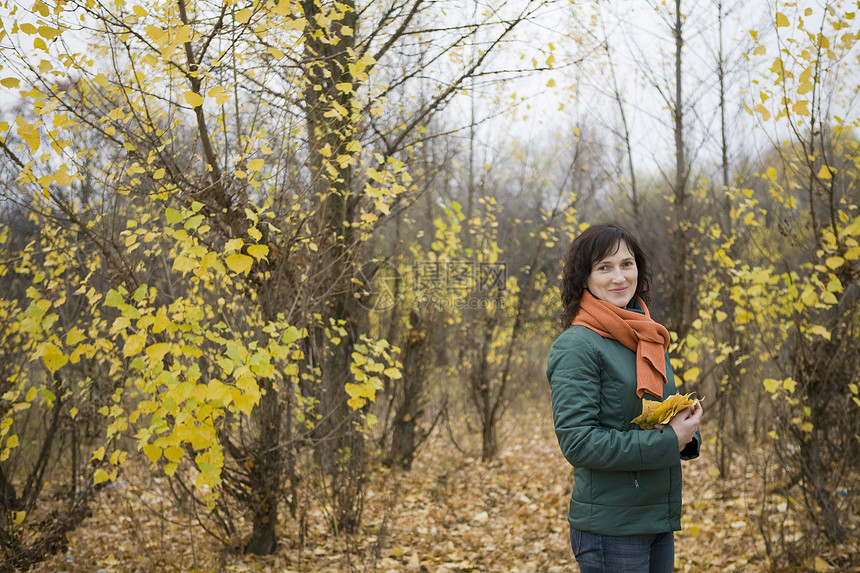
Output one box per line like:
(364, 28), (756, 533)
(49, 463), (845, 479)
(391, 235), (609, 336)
(633, 471), (640, 489)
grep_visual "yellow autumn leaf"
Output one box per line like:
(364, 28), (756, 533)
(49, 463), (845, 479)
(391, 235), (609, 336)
(123, 332), (146, 357)
(793, 100), (810, 116)
(146, 342), (170, 363)
(172, 256), (197, 274)
(682, 367), (700, 384)
(346, 381), (376, 398)
(246, 244), (269, 260)
(233, 390), (258, 414)
(142, 443), (161, 462)
(184, 91), (204, 108)
(42, 342), (68, 374)
(775, 12), (789, 27)
(754, 104), (771, 121)
(631, 393), (699, 430)
(93, 468), (110, 485)
(1, 77), (20, 89)
(825, 256), (844, 269)
(37, 26), (61, 40)
(817, 165), (834, 179)
(164, 445), (184, 463)
(225, 253), (253, 274)
(16, 116), (40, 152)
(383, 367), (402, 379)
(174, 25), (191, 44)
(208, 85), (231, 105)
(225, 238), (244, 252)
(807, 325), (831, 340)
(144, 24), (165, 42)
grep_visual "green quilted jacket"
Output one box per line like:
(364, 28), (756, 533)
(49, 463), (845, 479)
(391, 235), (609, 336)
(547, 319), (700, 536)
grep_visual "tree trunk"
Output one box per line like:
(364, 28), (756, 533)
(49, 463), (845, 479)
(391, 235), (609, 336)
(389, 312), (427, 470)
(480, 414), (498, 461)
(245, 379), (282, 555)
(301, 0), (366, 533)
(668, 0), (689, 337)
(714, 0), (741, 478)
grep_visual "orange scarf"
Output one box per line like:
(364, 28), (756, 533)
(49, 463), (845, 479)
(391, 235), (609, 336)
(572, 290), (670, 399)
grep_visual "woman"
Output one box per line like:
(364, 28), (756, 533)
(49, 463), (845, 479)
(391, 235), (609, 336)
(546, 222), (702, 573)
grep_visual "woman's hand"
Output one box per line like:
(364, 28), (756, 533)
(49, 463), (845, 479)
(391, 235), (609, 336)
(659, 400), (702, 452)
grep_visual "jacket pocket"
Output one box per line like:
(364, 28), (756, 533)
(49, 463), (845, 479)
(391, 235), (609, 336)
(633, 468), (672, 504)
(579, 469), (639, 507)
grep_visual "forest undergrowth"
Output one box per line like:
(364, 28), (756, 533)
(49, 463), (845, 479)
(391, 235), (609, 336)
(36, 408), (857, 573)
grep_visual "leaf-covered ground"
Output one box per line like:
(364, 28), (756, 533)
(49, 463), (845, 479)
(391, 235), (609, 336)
(39, 412), (858, 573)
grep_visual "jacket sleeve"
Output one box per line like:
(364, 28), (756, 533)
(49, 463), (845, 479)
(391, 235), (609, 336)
(681, 433), (700, 460)
(548, 330), (681, 472)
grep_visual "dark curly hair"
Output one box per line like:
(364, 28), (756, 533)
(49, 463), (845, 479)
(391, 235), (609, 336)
(559, 222), (653, 329)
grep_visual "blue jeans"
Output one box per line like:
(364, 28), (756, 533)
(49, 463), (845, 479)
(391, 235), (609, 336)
(570, 528), (674, 573)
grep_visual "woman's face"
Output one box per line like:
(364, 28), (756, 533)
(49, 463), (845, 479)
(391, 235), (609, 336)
(586, 241), (638, 308)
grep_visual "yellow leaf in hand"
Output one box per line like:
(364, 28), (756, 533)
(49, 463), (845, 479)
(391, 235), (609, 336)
(631, 393), (699, 430)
